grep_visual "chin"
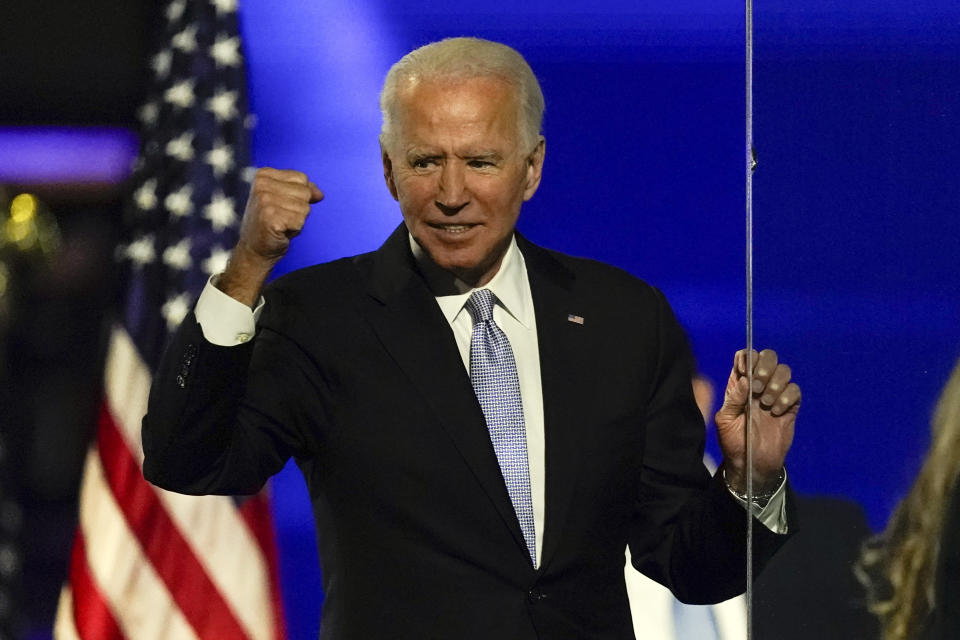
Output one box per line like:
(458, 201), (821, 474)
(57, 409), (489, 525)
(430, 249), (490, 281)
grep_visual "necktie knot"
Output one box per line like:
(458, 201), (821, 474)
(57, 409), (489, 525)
(466, 288), (496, 324)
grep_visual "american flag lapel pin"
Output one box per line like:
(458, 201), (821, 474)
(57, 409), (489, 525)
(567, 313), (584, 325)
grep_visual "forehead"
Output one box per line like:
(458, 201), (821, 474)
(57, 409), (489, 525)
(392, 76), (521, 144)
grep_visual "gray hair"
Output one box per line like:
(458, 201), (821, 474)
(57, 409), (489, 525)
(379, 37), (545, 152)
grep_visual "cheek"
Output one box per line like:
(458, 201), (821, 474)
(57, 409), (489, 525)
(396, 177), (435, 210)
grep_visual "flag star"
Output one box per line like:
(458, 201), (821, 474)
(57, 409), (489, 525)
(202, 246), (231, 275)
(165, 79), (196, 108)
(166, 0), (186, 22)
(206, 88), (238, 122)
(138, 101), (160, 126)
(210, 0), (237, 15)
(151, 49), (173, 78)
(134, 178), (158, 210)
(126, 235), (156, 267)
(162, 293), (191, 331)
(164, 184), (194, 218)
(210, 34), (241, 67)
(244, 113), (258, 130)
(166, 132), (195, 161)
(163, 238), (193, 270)
(242, 166), (257, 182)
(172, 25), (198, 54)
(205, 140), (235, 177)
(203, 192), (237, 230)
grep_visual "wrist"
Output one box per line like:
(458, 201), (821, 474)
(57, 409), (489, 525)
(216, 244), (275, 308)
(722, 464), (785, 503)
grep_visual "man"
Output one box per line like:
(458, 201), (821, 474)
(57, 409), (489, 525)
(143, 37), (801, 639)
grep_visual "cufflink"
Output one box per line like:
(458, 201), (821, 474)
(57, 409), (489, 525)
(176, 344), (198, 389)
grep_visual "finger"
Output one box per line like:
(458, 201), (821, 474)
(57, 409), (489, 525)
(751, 348), (779, 394)
(254, 175), (316, 201)
(265, 207), (308, 239)
(734, 349), (759, 377)
(771, 382), (801, 417)
(308, 181), (324, 203)
(257, 167), (310, 185)
(718, 375), (749, 418)
(257, 190), (313, 217)
(759, 363), (791, 408)
(733, 349), (746, 376)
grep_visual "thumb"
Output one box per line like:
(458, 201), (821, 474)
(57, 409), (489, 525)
(717, 375), (749, 420)
(308, 182), (324, 203)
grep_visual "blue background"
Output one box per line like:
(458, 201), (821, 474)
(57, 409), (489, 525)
(237, 2), (960, 636)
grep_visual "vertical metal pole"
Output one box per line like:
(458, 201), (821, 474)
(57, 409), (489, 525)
(745, 0), (756, 637)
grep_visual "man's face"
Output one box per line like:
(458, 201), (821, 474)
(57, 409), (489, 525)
(382, 76), (545, 287)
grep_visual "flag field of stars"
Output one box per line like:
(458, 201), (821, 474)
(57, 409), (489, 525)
(120, 0), (254, 367)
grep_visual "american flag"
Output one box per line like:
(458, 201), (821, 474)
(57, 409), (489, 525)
(54, 1), (286, 638)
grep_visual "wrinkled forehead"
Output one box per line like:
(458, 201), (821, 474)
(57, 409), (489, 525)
(392, 75), (522, 135)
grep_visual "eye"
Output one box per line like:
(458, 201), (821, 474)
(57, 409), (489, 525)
(411, 157), (438, 169)
(468, 159), (495, 169)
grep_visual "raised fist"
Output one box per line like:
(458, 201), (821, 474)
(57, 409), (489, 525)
(238, 167), (324, 262)
(217, 168), (323, 306)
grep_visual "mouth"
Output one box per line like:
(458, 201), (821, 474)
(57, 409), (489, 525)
(427, 223), (479, 234)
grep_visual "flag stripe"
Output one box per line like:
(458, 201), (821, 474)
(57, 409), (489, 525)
(54, 586), (82, 640)
(103, 325), (151, 464)
(66, 534), (123, 640)
(77, 447), (198, 640)
(96, 403), (251, 640)
(104, 326), (275, 640)
(240, 494), (288, 640)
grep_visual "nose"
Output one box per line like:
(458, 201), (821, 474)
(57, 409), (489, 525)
(435, 162), (468, 216)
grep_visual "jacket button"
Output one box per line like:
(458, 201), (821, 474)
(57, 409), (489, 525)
(527, 588), (546, 603)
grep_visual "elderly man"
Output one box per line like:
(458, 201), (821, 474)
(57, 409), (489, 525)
(143, 37), (800, 639)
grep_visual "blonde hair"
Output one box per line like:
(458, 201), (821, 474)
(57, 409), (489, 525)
(858, 356), (960, 640)
(379, 37), (544, 151)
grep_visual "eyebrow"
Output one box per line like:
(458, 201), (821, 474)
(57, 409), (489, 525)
(404, 148), (505, 162)
(463, 151), (502, 161)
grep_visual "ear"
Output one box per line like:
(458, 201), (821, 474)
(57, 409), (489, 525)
(381, 144), (399, 201)
(522, 136), (546, 201)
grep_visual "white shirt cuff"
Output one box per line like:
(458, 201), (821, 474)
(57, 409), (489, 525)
(194, 275), (265, 346)
(725, 470), (790, 535)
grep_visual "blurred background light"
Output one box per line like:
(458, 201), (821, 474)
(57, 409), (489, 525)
(0, 128), (138, 184)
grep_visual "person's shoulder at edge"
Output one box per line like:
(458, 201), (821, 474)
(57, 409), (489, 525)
(523, 238), (673, 311)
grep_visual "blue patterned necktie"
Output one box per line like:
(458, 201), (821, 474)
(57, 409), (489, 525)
(466, 288), (536, 566)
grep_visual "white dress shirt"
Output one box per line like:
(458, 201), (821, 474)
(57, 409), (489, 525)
(194, 231), (787, 575)
(409, 235), (547, 567)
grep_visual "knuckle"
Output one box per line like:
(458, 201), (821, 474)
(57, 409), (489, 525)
(259, 204), (280, 220)
(282, 170), (308, 184)
(251, 174), (272, 193)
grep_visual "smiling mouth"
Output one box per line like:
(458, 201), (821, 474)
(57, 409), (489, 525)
(429, 223), (478, 234)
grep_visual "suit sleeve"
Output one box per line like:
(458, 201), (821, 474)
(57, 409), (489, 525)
(627, 287), (795, 604)
(141, 304), (320, 496)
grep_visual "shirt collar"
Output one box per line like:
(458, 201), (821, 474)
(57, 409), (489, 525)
(409, 233), (532, 329)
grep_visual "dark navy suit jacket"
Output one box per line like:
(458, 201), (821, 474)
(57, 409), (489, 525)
(142, 225), (792, 639)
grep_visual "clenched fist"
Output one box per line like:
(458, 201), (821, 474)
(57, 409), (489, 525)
(218, 168), (324, 306)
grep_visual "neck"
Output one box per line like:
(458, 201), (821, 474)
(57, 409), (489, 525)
(408, 234), (511, 295)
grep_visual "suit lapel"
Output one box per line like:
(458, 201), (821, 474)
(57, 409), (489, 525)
(518, 236), (591, 573)
(359, 225), (530, 558)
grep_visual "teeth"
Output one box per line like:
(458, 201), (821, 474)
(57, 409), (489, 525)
(436, 224), (472, 232)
